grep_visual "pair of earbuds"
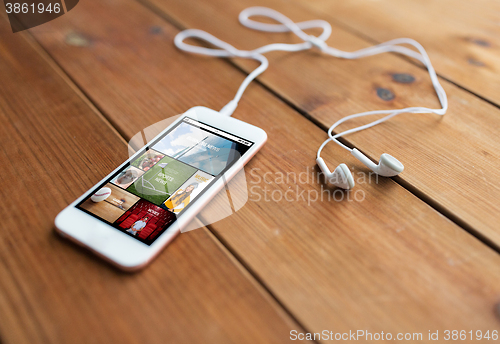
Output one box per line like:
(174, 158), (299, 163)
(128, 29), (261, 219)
(316, 150), (404, 190)
(175, 7), (448, 191)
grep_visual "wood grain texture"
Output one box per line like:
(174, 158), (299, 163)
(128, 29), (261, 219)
(26, 0), (500, 338)
(295, 0), (500, 106)
(0, 15), (309, 344)
(140, 0), (500, 248)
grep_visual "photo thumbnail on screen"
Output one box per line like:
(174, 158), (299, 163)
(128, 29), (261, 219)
(152, 121), (242, 176)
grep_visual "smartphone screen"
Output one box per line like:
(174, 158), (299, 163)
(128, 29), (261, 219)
(76, 117), (254, 245)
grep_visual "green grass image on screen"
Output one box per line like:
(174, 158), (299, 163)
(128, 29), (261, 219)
(127, 156), (196, 205)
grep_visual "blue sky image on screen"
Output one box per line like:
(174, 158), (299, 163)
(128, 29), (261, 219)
(152, 122), (237, 175)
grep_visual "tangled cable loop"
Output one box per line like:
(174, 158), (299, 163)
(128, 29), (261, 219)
(174, 6), (448, 158)
(307, 35), (328, 51)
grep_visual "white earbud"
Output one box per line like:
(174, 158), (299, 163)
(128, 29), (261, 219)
(316, 158), (355, 190)
(351, 148), (404, 177)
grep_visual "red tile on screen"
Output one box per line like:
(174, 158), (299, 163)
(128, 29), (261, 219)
(115, 200), (176, 243)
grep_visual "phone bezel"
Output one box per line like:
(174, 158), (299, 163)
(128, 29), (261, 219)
(55, 107), (267, 271)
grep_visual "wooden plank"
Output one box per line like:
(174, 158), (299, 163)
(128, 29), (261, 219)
(27, 0), (500, 336)
(138, 0), (500, 248)
(0, 16), (309, 344)
(293, 0), (500, 106)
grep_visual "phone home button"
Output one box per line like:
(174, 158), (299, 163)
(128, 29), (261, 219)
(86, 224), (111, 251)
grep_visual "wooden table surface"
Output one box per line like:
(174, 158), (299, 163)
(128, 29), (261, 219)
(1, 0), (500, 342)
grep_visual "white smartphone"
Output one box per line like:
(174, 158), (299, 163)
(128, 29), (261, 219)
(55, 106), (267, 271)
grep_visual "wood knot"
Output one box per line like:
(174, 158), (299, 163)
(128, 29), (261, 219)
(469, 38), (490, 47)
(65, 32), (90, 47)
(392, 73), (415, 84)
(376, 88), (395, 101)
(468, 58), (486, 67)
(149, 26), (163, 35)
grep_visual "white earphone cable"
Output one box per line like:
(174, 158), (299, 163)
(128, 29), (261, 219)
(174, 7), (447, 159)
